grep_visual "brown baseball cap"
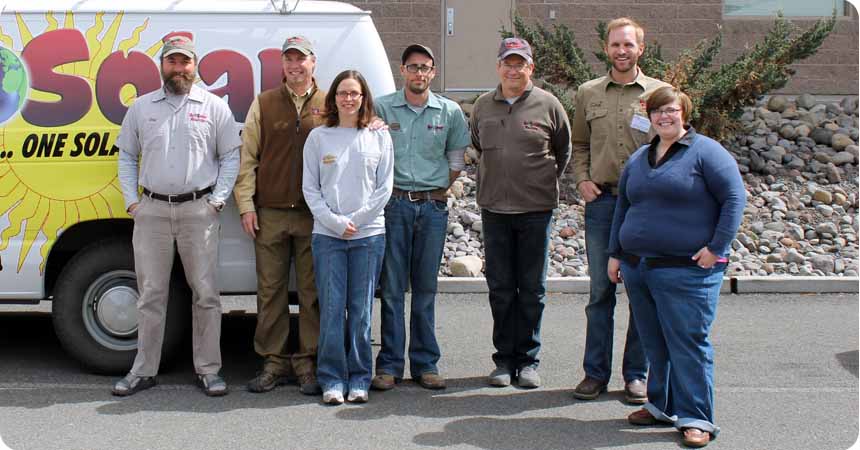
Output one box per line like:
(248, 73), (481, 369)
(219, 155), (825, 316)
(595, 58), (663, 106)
(162, 35), (196, 59)
(401, 43), (435, 65)
(498, 37), (533, 63)
(282, 35), (314, 55)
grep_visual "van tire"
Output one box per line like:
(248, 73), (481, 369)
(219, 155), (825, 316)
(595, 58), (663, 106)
(52, 238), (190, 375)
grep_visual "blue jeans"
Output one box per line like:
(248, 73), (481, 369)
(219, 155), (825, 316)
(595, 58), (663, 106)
(583, 193), (647, 383)
(311, 233), (385, 393)
(481, 209), (552, 371)
(376, 197), (448, 378)
(621, 260), (723, 436)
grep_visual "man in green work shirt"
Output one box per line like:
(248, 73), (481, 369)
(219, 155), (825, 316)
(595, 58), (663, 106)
(570, 17), (669, 404)
(371, 44), (470, 391)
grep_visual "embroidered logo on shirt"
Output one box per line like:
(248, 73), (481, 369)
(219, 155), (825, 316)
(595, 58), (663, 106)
(322, 154), (337, 165)
(189, 112), (208, 122)
(390, 122), (401, 131)
(427, 124), (444, 131)
(522, 120), (541, 131)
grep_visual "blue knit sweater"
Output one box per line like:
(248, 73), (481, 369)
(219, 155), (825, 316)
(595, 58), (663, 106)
(608, 129), (746, 258)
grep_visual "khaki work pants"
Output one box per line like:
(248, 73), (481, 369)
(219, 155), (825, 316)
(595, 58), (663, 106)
(130, 196), (222, 377)
(254, 207), (319, 377)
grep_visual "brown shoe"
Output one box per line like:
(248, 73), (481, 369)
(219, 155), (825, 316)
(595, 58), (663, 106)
(371, 374), (396, 391)
(624, 379), (647, 405)
(572, 376), (607, 400)
(416, 372), (446, 390)
(681, 428), (711, 448)
(627, 408), (658, 426)
(298, 373), (321, 395)
(247, 370), (286, 393)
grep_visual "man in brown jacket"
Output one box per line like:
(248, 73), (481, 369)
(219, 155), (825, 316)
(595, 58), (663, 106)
(234, 36), (326, 395)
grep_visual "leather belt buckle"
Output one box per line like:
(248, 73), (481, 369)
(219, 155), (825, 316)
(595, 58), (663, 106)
(407, 191), (420, 202)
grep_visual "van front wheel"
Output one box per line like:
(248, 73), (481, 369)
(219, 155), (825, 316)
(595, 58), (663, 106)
(52, 239), (190, 374)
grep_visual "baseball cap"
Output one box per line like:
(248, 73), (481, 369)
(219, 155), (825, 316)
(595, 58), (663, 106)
(282, 36), (314, 55)
(498, 37), (533, 63)
(401, 43), (435, 65)
(162, 35), (196, 59)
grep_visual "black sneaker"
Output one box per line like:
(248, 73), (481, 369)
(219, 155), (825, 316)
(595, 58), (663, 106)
(112, 374), (156, 396)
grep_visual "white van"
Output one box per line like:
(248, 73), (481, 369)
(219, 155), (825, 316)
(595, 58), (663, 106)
(0, 0), (395, 373)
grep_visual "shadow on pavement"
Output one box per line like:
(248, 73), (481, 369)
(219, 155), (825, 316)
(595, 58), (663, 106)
(0, 313), (328, 413)
(835, 350), (859, 378)
(412, 416), (681, 450)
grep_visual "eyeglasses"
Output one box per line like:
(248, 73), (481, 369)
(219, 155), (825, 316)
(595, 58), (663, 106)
(650, 107), (682, 116)
(501, 62), (528, 72)
(405, 64), (434, 74)
(335, 91), (363, 100)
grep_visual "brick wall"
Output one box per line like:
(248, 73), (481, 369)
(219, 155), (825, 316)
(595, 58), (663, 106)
(345, 0), (858, 96)
(345, 0), (444, 91)
(515, 0), (859, 95)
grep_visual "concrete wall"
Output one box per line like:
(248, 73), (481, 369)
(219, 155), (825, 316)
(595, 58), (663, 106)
(344, 0), (859, 96)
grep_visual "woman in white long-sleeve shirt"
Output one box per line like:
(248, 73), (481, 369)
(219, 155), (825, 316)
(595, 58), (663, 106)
(302, 70), (393, 405)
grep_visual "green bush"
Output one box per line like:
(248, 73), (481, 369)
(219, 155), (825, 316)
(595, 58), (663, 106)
(503, 12), (836, 140)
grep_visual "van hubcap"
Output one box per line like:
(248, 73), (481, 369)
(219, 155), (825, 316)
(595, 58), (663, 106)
(82, 270), (139, 351)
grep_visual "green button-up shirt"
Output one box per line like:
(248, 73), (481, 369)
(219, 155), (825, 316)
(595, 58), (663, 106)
(374, 90), (470, 191)
(571, 70), (669, 187)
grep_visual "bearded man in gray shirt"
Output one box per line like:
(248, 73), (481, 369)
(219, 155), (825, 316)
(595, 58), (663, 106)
(113, 35), (241, 397)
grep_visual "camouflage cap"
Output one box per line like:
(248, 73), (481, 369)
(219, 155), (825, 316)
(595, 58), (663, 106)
(162, 35), (196, 59)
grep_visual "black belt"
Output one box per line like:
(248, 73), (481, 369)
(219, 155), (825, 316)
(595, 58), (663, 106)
(620, 253), (726, 269)
(391, 188), (447, 203)
(598, 183), (618, 195)
(143, 186), (213, 204)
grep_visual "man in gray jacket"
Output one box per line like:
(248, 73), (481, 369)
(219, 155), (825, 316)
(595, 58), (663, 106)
(470, 37), (571, 389)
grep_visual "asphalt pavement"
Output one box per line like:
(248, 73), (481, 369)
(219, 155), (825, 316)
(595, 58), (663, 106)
(0, 292), (857, 450)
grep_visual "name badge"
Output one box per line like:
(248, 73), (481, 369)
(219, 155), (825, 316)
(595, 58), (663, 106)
(630, 114), (651, 133)
(322, 154), (337, 165)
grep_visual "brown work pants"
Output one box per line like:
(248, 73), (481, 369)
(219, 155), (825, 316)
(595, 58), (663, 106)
(254, 207), (319, 377)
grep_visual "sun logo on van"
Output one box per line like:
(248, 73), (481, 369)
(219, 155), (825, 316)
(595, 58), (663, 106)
(0, 12), (161, 273)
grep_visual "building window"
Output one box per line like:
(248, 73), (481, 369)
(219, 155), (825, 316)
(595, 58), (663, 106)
(724, 0), (845, 16)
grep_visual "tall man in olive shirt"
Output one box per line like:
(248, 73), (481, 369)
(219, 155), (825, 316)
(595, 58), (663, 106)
(471, 38), (571, 389)
(571, 18), (669, 403)
(234, 36), (326, 395)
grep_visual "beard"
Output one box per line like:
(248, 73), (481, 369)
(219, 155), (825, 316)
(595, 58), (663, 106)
(406, 80), (429, 95)
(163, 70), (195, 95)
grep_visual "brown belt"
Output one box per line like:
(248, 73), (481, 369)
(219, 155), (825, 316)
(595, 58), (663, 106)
(391, 187), (448, 202)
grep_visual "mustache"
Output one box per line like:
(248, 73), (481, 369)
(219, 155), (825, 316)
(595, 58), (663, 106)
(162, 70), (195, 94)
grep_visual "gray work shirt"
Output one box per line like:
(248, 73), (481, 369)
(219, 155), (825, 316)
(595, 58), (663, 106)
(117, 84), (241, 209)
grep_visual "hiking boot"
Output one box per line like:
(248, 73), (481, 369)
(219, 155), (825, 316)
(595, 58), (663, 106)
(247, 370), (287, 393)
(416, 372), (446, 390)
(371, 374), (396, 391)
(298, 373), (322, 395)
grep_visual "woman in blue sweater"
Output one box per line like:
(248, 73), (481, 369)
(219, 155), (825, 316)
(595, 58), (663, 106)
(607, 86), (745, 448)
